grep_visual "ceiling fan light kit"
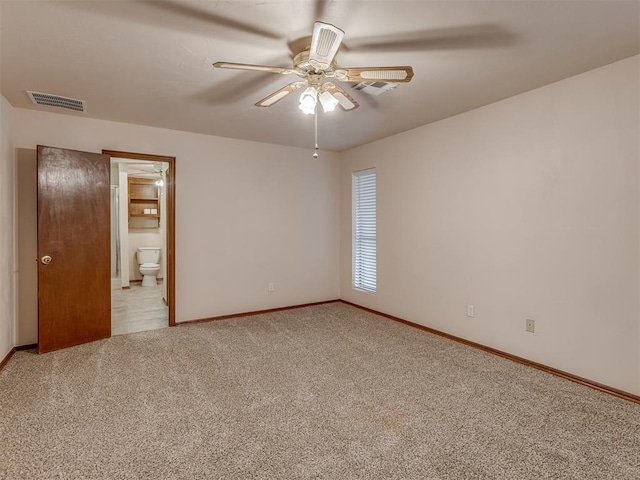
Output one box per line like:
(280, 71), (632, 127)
(298, 86), (318, 114)
(213, 21), (414, 155)
(319, 91), (339, 112)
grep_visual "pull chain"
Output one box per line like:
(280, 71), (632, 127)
(313, 102), (319, 158)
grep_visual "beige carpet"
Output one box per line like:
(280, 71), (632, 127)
(1, 302), (639, 479)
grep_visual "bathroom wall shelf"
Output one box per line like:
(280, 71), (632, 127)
(128, 176), (160, 227)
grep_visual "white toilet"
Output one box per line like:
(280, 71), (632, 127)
(137, 247), (161, 287)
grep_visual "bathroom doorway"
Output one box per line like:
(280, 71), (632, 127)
(104, 150), (176, 335)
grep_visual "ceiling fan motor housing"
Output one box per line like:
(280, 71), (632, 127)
(293, 51), (337, 77)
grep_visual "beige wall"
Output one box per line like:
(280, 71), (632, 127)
(340, 56), (640, 395)
(12, 110), (341, 341)
(0, 95), (15, 359)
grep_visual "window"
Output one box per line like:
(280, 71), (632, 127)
(353, 169), (376, 293)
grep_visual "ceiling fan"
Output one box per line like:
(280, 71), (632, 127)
(213, 22), (414, 115)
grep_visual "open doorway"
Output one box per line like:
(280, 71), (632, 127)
(104, 150), (176, 334)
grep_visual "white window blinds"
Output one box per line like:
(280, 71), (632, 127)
(353, 169), (376, 293)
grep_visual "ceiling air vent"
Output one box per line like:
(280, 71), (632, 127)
(27, 91), (86, 112)
(352, 81), (398, 96)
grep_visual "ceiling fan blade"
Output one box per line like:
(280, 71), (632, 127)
(334, 66), (414, 83)
(309, 22), (345, 70)
(256, 82), (306, 107)
(324, 83), (359, 111)
(213, 62), (298, 76)
(145, 1), (282, 40)
(313, 0), (326, 21)
(343, 24), (516, 52)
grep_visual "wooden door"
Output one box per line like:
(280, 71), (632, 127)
(37, 145), (111, 353)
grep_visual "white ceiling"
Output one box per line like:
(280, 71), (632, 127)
(1, 1), (638, 152)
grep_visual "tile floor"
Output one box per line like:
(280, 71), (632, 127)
(111, 281), (168, 336)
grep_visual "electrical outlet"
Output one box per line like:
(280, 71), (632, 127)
(267, 282), (275, 292)
(526, 318), (535, 333)
(467, 305), (475, 318)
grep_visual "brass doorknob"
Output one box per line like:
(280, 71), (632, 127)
(41, 255), (52, 265)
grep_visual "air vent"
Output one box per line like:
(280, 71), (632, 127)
(27, 91), (86, 112)
(352, 82), (398, 96)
